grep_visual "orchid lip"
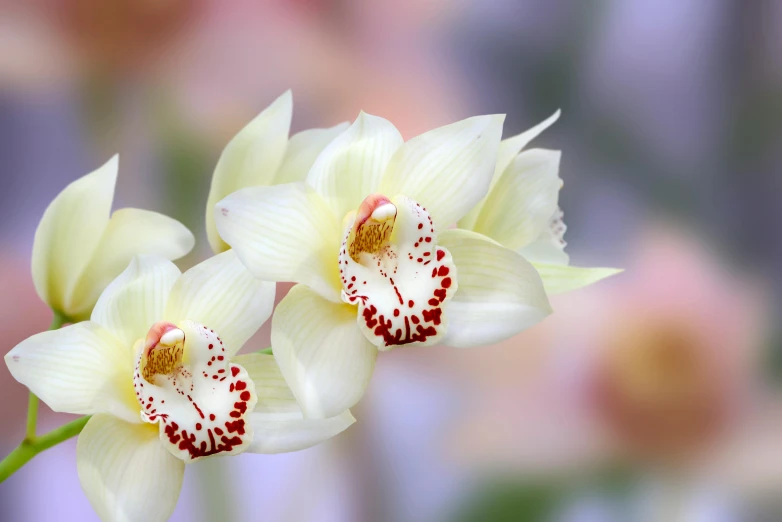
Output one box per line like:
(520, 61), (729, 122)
(133, 320), (257, 463)
(338, 194), (457, 349)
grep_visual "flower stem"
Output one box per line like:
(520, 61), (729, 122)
(257, 347), (273, 355)
(0, 416), (90, 483)
(0, 310), (79, 484)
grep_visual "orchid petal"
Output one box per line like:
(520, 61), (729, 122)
(5, 322), (139, 422)
(68, 208), (194, 320)
(32, 155), (116, 315)
(379, 115), (504, 228)
(164, 250), (275, 358)
(91, 256), (180, 349)
(271, 284), (377, 419)
(306, 112), (403, 219)
(234, 353), (355, 453)
(215, 182), (343, 302)
(438, 229), (552, 348)
(206, 91), (293, 253)
(77, 414), (184, 522)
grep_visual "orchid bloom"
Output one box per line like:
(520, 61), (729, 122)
(206, 90), (349, 253)
(5, 252), (354, 522)
(215, 112), (552, 419)
(32, 155), (195, 322)
(458, 111), (620, 295)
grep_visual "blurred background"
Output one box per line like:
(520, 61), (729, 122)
(1, 0), (781, 521)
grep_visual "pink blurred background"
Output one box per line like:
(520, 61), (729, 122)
(1, 1), (781, 521)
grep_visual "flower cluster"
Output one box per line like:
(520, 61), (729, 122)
(4, 90), (618, 521)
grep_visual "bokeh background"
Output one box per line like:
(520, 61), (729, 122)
(1, 1), (781, 521)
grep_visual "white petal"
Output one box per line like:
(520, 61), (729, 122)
(91, 256), (181, 349)
(247, 410), (355, 454)
(4, 322), (139, 422)
(532, 263), (622, 295)
(306, 112), (403, 219)
(67, 208), (194, 320)
(164, 250), (275, 358)
(271, 284), (377, 419)
(206, 91), (293, 253)
(378, 114), (505, 228)
(459, 110), (560, 230)
(275, 123), (350, 184)
(77, 414), (184, 522)
(32, 155), (117, 316)
(215, 182), (343, 302)
(470, 149), (562, 250)
(494, 110), (561, 187)
(233, 353), (355, 453)
(438, 229), (552, 348)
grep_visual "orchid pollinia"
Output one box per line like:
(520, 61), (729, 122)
(2, 90), (618, 522)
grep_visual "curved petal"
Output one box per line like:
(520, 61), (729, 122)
(215, 183), (343, 302)
(164, 250), (275, 358)
(493, 110), (561, 188)
(438, 229), (552, 348)
(271, 284), (377, 419)
(233, 353), (355, 453)
(306, 112), (403, 219)
(4, 322), (139, 422)
(378, 114), (504, 228)
(77, 414), (184, 522)
(32, 155), (117, 315)
(91, 256), (181, 349)
(459, 110), (560, 230)
(275, 123), (350, 184)
(68, 208), (194, 320)
(532, 263), (622, 295)
(471, 149), (561, 250)
(206, 91), (293, 253)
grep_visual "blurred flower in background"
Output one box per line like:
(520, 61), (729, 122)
(448, 225), (776, 519)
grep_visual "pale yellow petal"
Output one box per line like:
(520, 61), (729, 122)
(532, 263), (622, 295)
(77, 415), (184, 522)
(215, 182), (343, 302)
(234, 352), (355, 453)
(4, 322), (139, 423)
(379, 115), (504, 228)
(460, 110), (560, 230)
(471, 149), (561, 250)
(271, 284), (377, 419)
(165, 251), (275, 358)
(68, 208), (194, 320)
(91, 256), (181, 349)
(438, 229), (551, 348)
(306, 112), (403, 219)
(275, 123), (350, 184)
(206, 91), (293, 253)
(31, 155), (117, 315)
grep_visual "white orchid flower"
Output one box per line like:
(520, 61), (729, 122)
(206, 90), (349, 253)
(215, 112), (553, 419)
(459, 111), (621, 295)
(32, 155), (195, 322)
(5, 252), (355, 522)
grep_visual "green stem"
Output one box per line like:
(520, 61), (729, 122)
(0, 416), (90, 483)
(257, 347), (273, 355)
(0, 310), (83, 484)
